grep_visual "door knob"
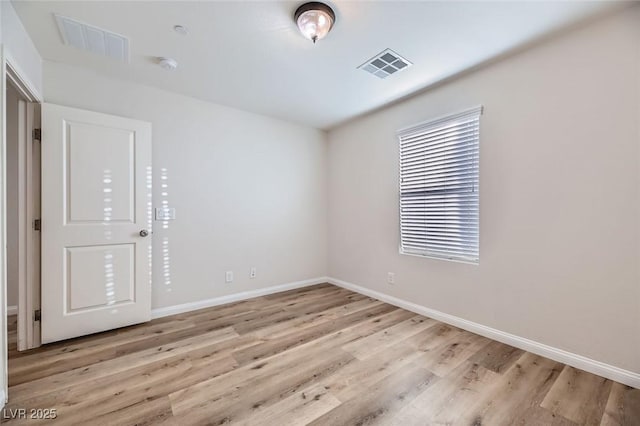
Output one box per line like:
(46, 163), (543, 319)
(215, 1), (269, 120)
(139, 229), (149, 237)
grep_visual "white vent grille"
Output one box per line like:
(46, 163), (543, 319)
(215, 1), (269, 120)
(55, 14), (129, 63)
(358, 49), (412, 79)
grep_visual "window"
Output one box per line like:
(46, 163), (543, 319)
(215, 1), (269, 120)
(398, 106), (482, 263)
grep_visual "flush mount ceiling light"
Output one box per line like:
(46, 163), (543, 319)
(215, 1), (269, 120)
(294, 2), (335, 44)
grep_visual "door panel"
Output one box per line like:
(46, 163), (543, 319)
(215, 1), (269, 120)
(41, 103), (152, 344)
(66, 244), (135, 311)
(66, 122), (135, 223)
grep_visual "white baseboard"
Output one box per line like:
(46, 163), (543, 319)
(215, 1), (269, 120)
(7, 306), (17, 316)
(151, 277), (329, 320)
(328, 277), (640, 389)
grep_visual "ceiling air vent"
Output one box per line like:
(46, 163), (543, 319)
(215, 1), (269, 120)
(358, 49), (412, 79)
(55, 14), (129, 63)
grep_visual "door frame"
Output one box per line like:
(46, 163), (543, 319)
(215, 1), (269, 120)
(1, 49), (43, 402)
(11, 89), (41, 351)
(1, 44), (6, 407)
(6, 60), (42, 352)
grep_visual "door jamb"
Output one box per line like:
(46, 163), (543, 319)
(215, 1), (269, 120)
(5, 60), (42, 352)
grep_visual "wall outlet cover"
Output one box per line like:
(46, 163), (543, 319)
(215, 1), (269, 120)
(155, 207), (176, 221)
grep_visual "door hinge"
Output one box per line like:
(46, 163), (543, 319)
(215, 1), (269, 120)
(34, 310), (41, 322)
(33, 128), (41, 141)
(34, 219), (41, 231)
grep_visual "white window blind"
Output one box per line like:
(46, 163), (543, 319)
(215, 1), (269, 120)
(398, 106), (482, 263)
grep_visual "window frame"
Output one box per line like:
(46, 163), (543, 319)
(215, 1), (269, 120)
(397, 106), (482, 264)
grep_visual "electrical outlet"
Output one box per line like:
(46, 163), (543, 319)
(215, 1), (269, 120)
(387, 272), (395, 285)
(250, 267), (257, 279)
(225, 271), (233, 283)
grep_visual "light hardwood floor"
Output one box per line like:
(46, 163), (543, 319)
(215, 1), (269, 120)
(3, 284), (639, 425)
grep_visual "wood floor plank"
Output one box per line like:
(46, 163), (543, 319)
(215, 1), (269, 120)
(91, 396), (177, 426)
(8, 318), (197, 385)
(8, 327), (239, 402)
(467, 339), (525, 374)
(307, 362), (438, 426)
(321, 342), (425, 402)
(231, 291), (366, 335)
(168, 348), (355, 424)
(516, 407), (581, 426)
(463, 351), (565, 425)
(6, 352), (240, 425)
(621, 388), (640, 425)
(5, 284), (636, 425)
(252, 297), (382, 339)
(74, 355), (238, 425)
(382, 360), (501, 426)
(601, 383), (640, 426)
(271, 306), (415, 354)
(232, 303), (397, 365)
(9, 317), (194, 367)
(261, 283), (335, 301)
(167, 309), (415, 423)
(541, 365), (613, 424)
(157, 284), (341, 327)
(235, 383), (341, 426)
(602, 383), (629, 426)
(405, 321), (465, 353)
(417, 330), (492, 377)
(341, 315), (437, 360)
(8, 357), (195, 425)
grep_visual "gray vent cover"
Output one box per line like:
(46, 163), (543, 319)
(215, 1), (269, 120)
(358, 49), (412, 79)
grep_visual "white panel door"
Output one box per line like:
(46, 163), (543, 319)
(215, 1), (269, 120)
(41, 103), (152, 344)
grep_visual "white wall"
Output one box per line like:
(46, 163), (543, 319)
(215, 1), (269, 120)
(1, 1), (42, 98)
(5, 83), (19, 309)
(327, 7), (640, 374)
(43, 61), (328, 309)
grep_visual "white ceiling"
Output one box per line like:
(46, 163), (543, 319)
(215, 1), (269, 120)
(12, 0), (621, 130)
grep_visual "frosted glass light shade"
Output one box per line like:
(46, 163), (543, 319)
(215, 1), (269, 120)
(295, 2), (336, 43)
